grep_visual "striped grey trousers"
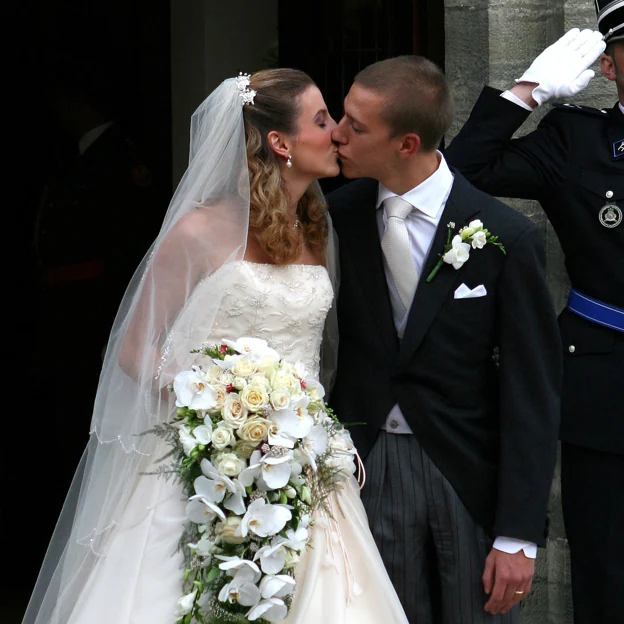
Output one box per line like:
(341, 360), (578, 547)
(361, 431), (520, 624)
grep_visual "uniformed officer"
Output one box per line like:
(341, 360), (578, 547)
(445, 7), (623, 623)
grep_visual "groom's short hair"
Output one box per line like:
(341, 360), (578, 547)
(354, 55), (454, 152)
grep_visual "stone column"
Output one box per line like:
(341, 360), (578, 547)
(170, 1), (277, 184)
(444, 1), (616, 622)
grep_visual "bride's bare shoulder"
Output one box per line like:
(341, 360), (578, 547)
(172, 201), (245, 241)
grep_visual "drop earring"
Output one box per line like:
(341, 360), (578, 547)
(286, 154), (292, 168)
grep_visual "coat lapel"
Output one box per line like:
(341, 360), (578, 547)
(347, 183), (399, 357)
(397, 174), (480, 367)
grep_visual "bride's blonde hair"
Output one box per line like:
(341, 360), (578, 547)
(243, 69), (329, 265)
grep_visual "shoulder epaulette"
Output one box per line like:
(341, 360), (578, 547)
(552, 102), (609, 117)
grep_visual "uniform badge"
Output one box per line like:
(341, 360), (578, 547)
(614, 138), (624, 159)
(599, 204), (623, 228)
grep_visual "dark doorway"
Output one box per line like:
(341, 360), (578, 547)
(278, 0), (445, 194)
(6, 3), (172, 622)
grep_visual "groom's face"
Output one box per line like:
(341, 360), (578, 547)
(332, 83), (397, 179)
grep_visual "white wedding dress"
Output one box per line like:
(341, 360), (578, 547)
(64, 261), (408, 624)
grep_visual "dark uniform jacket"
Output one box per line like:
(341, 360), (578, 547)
(445, 86), (624, 455)
(328, 172), (562, 545)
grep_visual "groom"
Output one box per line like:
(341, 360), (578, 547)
(327, 56), (562, 623)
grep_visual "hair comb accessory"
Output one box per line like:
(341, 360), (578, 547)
(235, 72), (256, 105)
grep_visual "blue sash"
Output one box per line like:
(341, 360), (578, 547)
(568, 288), (624, 333)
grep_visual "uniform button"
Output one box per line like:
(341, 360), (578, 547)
(606, 190), (614, 199)
(390, 420), (399, 430)
(568, 345), (576, 353)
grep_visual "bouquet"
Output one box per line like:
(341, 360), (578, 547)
(154, 337), (357, 624)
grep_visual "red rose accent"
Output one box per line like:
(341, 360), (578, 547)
(300, 380), (307, 389)
(219, 344), (228, 354)
(226, 384), (234, 393)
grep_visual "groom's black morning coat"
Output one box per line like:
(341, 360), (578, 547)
(328, 172), (562, 546)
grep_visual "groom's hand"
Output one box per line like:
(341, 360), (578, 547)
(482, 548), (534, 614)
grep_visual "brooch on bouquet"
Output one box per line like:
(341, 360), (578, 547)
(426, 220), (506, 283)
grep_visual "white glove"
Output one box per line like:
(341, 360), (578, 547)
(516, 28), (606, 105)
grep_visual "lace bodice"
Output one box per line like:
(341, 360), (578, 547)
(206, 261), (334, 379)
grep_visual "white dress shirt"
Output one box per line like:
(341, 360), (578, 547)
(376, 153), (537, 559)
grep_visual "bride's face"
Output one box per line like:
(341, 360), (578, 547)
(289, 85), (340, 180)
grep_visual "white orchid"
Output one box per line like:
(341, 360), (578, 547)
(174, 589), (197, 617)
(216, 555), (261, 576)
(253, 539), (288, 574)
(239, 498), (292, 538)
(260, 451), (294, 490)
(293, 360), (309, 380)
(284, 526), (309, 551)
(218, 566), (261, 607)
(247, 597), (288, 622)
(443, 235), (471, 270)
(238, 450), (263, 487)
(194, 459), (247, 514)
(300, 424), (329, 471)
(187, 533), (214, 557)
(259, 574), (296, 599)
(253, 523), (310, 574)
(223, 337), (279, 361)
(269, 395), (314, 447)
(267, 420), (297, 449)
(173, 366), (218, 410)
(223, 478), (247, 515)
(178, 425), (200, 457)
(186, 497), (225, 524)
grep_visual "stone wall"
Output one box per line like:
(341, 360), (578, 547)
(444, 1), (617, 621)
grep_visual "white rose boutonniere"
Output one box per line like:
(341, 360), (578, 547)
(426, 220), (506, 282)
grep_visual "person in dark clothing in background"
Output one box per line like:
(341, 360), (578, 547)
(30, 67), (165, 577)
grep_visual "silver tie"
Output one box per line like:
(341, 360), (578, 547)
(381, 196), (418, 310)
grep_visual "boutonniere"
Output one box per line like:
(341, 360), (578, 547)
(426, 220), (506, 283)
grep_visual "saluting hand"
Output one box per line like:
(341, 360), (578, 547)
(514, 27), (606, 106)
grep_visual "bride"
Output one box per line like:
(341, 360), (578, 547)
(22, 69), (409, 624)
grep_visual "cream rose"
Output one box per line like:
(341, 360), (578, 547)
(232, 376), (247, 391)
(215, 516), (246, 544)
(270, 370), (302, 397)
(219, 372), (235, 386)
(222, 393), (248, 429)
(212, 424), (235, 450)
(235, 440), (260, 459)
(207, 365), (223, 381)
(269, 388), (291, 411)
(215, 452), (246, 477)
(238, 417), (270, 444)
(210, 383), (228, 412)
(249, 373), (272, 391)
(231, 356), (258, 376)
(255, 356), (278, 374)
(240, 384), (270, 412)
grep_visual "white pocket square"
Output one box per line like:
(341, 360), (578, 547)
(454, 283), (487, 299)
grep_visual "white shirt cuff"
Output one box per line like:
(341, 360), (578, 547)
(493, 536), (537, 559)
(500, 90), (535, 112)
